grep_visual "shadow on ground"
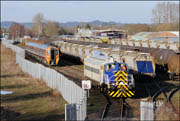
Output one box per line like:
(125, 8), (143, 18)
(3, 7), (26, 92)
(0, 74), (25, 78)
(1, 90), (53, 103)
(58, 53), (83, 66)
(15, 110), (65, 121)
(1, 85), (27, 89)
(132, 74), (178, 99)
(1, 107), (20, 121)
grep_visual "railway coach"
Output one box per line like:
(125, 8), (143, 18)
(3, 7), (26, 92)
(25, 42), (60, 65)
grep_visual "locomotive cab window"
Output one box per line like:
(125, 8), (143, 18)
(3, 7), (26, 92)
(105, 63), (115, 72)
(51, 48), (55, 60)
(120, 64), (127, 72)
(118, 64), (121, 70)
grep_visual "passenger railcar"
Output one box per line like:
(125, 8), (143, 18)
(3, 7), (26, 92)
(25, 42), (59, 65)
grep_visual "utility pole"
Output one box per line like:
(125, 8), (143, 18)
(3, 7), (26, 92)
(16, 30), (18, 40)
(119, 35), (121, 62)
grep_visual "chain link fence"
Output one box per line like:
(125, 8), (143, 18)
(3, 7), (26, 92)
(2, 40), (87, 120)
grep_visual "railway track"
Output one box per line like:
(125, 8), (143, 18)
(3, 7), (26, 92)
(167, 86), (180, 112)
(25, 53), (84, 86)
(152, 79), (168, 102)
(101, 97), (128, 121)
(147, 78), (180, 112)
(59, 59), (83, 72)
(52, 62), (84, 86)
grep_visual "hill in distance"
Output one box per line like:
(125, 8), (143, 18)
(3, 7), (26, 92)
(1, 20), (122, 29)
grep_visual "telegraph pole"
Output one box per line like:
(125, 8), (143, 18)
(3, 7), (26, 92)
(119, 34), (121, 62)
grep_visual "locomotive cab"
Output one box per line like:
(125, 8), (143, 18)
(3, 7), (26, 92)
(103, 62), (134, 89)
(46, 47), (59, 65)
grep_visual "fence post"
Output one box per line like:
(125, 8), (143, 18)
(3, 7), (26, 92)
(140, 101), (154, 121)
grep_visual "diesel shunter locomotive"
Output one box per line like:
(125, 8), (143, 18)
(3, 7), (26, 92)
(84, 51), (135, 98)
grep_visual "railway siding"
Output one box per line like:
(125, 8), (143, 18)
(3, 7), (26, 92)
(58, 36), (179, 52)
(54, 40), (156, 76)
(53, 39), (180, 77)
(2, 39), (179, 120)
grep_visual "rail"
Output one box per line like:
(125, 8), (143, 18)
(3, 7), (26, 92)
(101, 96), (125, 121)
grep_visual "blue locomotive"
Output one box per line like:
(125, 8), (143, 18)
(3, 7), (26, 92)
(84, 51), (135, 98)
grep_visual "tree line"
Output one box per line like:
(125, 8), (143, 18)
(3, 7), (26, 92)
(1, 2), (179, 39)
(4, 13), (73, 39)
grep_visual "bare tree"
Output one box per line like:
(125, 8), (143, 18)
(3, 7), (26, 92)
(32, 13), (45, 37)
(9, 22), (25, 39)
(24, 28), (35, 37)
(44, 21), (59, 38)
(85, 24), (92, 29)
(152, 2), (179, 24)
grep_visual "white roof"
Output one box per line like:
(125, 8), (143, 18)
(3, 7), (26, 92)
(160, 31), (179, 37)
(169, 31), (179, 37)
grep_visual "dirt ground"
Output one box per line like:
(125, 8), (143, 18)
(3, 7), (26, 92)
(0, 44), (67, 121)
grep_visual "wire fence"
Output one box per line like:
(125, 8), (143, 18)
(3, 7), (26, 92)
(2, 40), (87, 120)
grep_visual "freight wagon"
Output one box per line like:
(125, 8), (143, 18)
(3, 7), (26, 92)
(53, 40), (156, 77)
(25, 42), (60, 65)
(109, 50), (156, 77)
(150, 49), (180, 80)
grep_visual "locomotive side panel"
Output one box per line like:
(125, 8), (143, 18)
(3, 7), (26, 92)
(84, 57), (103, 84)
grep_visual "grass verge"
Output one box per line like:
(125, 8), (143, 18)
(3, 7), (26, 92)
(1, 44), (67, 121)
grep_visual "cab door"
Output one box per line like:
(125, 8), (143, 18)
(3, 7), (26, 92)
(104, 63), (117, 84)
(45, 48), (50, 64)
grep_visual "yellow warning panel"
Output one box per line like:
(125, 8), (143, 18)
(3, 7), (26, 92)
(108, 86), (134, 98)
(107, 71), (135, 98)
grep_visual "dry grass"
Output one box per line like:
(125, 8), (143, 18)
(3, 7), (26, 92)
(155, 103), (179, 120)
(0, 44), (67, 121)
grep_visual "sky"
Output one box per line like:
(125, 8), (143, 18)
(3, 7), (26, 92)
(1, 1), (179, 23)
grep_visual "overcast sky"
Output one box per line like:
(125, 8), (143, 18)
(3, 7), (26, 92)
(1, 1), (179, 23)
